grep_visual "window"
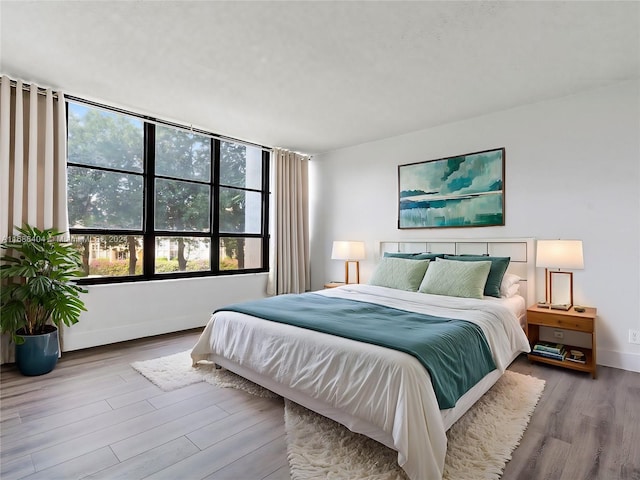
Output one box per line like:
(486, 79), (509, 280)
(66, 100), (270, 283)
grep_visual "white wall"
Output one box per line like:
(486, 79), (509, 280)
(62, 273), (268, 351)
(310, 80), (640, 373)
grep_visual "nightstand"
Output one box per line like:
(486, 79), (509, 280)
(526, 305), (597, 378)
(324, 282), (346, 289)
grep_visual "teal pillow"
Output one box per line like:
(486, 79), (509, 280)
(384, 252), (444, 260)
(418, 258), (491, 299)
(443, 255), (510, 298)
(368, 257), (430, 292)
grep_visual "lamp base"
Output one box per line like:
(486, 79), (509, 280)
(344, 260), (360, 284)
(546, 269), (575, 308)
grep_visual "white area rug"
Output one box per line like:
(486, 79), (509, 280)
(132, 352), (544, 479)
(285, 370), (545, 480)
(131, 350), (277, 398)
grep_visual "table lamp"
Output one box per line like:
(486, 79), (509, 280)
(331, 241), (365, 284)
(536, 239), (584, 310)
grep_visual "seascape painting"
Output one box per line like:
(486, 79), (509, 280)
(398, 148), (505, 229)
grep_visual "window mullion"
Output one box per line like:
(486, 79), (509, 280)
(143, 123), (156, 277)
(262, 150), (270, 270)
(211, 139), (221, 272)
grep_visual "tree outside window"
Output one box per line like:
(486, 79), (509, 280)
(66, 100), (268, 282)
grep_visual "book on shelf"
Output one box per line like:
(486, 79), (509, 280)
(530, 349), (567, 361)
(533, 341), (565, 355)
(567, 349), (586, 364)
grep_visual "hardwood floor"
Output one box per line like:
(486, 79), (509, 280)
(506, 356), (640, 480)
(1, 329), (638, 480)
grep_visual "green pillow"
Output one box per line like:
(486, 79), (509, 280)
(418, 258), (491, 299)
(368, 257), (430, 292)
(443, 255), (510, 298)
(384, 252), (444, 260)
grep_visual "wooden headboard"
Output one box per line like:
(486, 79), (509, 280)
(378, 238), (535, 306)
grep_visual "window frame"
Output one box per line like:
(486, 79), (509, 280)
(66, 97), (270, 285)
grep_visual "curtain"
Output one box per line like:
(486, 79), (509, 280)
(267, 148), (310, 295)
(0, 75), (68, 364)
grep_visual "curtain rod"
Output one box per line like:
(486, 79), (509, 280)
(66, 95), (273, 153)
(5, 77), (273, 153)
(7, 78), (60, 99)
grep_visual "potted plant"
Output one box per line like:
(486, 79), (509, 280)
(0, 224), (87, 376)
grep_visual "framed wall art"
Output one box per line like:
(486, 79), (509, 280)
(398, 147), (505, 229)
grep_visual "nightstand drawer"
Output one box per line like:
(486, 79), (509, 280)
(527, 311), (593, 332)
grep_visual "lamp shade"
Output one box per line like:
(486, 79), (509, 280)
(331, 241), (365, 261)
(536, 240), (584, 270)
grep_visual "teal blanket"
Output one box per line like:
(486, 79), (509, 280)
(216, 293), (496, 409)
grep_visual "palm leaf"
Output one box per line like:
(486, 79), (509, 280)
(1, 224), (88, 340)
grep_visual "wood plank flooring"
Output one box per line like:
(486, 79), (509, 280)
(1, 329), (638, 480)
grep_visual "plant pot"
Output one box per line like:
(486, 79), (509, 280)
(15, 325), (59, 376)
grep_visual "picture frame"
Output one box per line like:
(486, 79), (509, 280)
(398, 147), (505, 229)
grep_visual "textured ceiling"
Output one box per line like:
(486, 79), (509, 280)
(1, 1), (638, 154)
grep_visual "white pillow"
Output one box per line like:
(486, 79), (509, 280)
(503, 283), (520, 298)
(500, 273), (521, 297)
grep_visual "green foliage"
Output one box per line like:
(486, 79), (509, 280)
(219, 141), (248, 234)
(154, 127), (211, 234)
(87, 257), (210, 276)
(154, 258), (210, 273)
(67, 106), (144, 230)
(220, 257), (239, 271)
(88, 258), (143, 277)
(0, 225), (88, 343)
(154, 258), (175, 274)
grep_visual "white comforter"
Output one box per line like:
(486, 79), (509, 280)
(191, 284), (530, 480)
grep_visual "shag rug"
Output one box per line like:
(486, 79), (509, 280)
(132, 351), (545, 480)
(131, 350), (277, 398)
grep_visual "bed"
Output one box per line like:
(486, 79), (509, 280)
(191, 238), (534, 480)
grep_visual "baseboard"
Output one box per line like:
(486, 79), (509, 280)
(61, 315), (207, 352)
(597, 348), (640, 373)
